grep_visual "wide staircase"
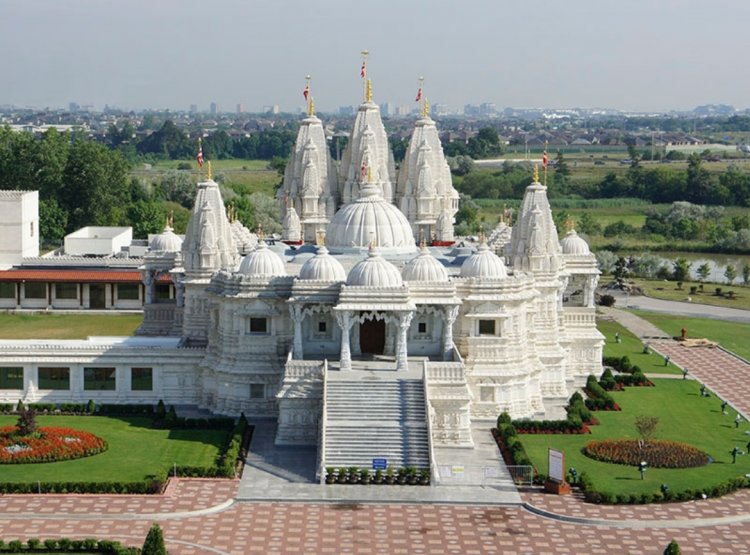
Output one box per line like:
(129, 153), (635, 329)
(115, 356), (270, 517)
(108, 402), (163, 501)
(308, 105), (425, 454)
(323, 374), (430, 470)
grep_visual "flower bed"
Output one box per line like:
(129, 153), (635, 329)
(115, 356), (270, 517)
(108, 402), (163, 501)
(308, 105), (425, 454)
(0, 426), (107, 464)
(583, 439), (710, 468)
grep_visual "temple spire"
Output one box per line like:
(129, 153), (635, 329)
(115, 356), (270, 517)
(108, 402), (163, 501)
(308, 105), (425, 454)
(304, 75), (314, 116)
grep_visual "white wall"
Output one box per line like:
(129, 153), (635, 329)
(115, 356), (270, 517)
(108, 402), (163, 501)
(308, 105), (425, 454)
(0, 191), (39, 269)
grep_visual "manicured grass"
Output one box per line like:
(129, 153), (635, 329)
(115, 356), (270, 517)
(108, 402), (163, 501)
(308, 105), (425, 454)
(520, 379), (750, 496)
(0, 415), (228, 483)
(624, 278), (750, 311)
(632, 311), (750, 362)
(598, 319), (682, 375)
(0, 313), (143, 339)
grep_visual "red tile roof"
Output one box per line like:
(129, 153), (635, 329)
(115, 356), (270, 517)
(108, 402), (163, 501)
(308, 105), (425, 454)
(0, 269), (171, 283)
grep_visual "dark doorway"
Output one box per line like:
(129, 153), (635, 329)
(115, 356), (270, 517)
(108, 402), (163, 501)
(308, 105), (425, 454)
(360, 318), (385, 355)
(89, 284), (106, 309)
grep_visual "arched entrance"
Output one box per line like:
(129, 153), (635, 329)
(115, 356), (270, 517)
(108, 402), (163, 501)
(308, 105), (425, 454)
(359, 316), (385, 355)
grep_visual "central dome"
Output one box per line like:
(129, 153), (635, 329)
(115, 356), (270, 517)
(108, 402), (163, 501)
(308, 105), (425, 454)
(326, 182), (416, 254)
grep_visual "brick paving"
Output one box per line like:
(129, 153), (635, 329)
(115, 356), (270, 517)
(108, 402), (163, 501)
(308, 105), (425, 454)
(652, 342), (750, 418)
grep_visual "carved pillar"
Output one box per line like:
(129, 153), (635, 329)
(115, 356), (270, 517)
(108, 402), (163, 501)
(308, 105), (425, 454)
(442, 305), (459, 361)
(174, 277), (185, 308)
(143, 273), (155, 304)
(586, 275), (599, 307)
(559, 275), (569, 310)
(335, 311), (354, 371)
(352, 317), (362, 356)
(290, 304), (304, 359)
(396, 311), (414, 371)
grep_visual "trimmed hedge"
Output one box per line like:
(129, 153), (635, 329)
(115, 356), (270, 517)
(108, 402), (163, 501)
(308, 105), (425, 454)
(579, 473), (750, 505)
(0, 537), (138, 554)
(585, 375), (620, 411)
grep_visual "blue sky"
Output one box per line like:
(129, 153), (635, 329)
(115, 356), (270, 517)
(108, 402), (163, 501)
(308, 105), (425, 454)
(1, 0), (747, 112)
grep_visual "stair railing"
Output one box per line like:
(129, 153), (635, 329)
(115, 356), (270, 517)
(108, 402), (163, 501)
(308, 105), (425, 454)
(423, 360), (438, 487)
(318, 358), (329, 485)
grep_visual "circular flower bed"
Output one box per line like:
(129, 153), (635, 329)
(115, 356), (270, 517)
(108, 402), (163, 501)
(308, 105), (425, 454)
(0, 426), (107, 464)
(583, 439), (710, 468)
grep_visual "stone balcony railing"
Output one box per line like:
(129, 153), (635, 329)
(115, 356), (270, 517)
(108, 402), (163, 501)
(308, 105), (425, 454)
(562, 307), (596, 328)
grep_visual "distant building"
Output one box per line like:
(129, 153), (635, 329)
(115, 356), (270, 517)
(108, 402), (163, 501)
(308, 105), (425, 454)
(236, 103), (244, 114)
(210, 102), (218, 114)
(189, 104), (198, 114)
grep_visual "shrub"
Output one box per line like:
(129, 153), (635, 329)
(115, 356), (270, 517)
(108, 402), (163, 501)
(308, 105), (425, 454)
(599, 368), (617, 391)
(43, 539), (58, 550)
(26, 538), (41, 550)
(664, 540), (682, 555)
(155, 399), (166, 418)
(142, 522), (167, 555)
(497, 412), (512, 428)
(584, 375), (619, 410)
(87, 399), (96, 414)
(7, 540), (22, 553)
(599, 294), (616, 307)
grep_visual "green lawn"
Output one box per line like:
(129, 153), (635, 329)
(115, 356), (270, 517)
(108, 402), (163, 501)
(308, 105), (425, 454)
(598, 319), (682, 375)
(0, 313), (143, 339)
(0, 415), (228, 483)
(623, 278), (750, 311)
(520, 379), (750, 496)
(632, 311), (750, 361)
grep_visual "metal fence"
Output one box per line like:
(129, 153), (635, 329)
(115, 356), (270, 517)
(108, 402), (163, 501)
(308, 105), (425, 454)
(506, 465), (534, 486)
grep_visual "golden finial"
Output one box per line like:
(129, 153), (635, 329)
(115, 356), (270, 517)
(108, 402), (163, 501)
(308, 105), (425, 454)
(305, 74), (313, 116)
(419, 237), (427, 249)
(165, 214), (170, 229)
(565, 217), (576, 232)
(366, 79), (373, 102)
(309, 97), (315, 117)
(367, 165), (373, 182)
(315, 230), (326, 247)
(422, 99), (430, 119)
(478, 229), (486, 244)
(257, 224), (265, 242)
(168, 210), (174, 228)
(207, 160), (212, 181)
(532, 164), (539, 183)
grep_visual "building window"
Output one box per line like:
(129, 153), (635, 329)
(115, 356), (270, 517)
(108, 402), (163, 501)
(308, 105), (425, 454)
(131, 367), (153, 391)
(55, 283), (78, 299)
(84, 367), (116, 390)
(318, 321), (327, 333)
(0, 367), (23, 389)
(250, 383), (265, 399)
(117, 283), (140, 300)
(480, 386), (495, 403)
(249, 317), (268, 334)
(155, 284), (171, 301)
(417, 322), (427, 334)
(24, 282), (46, 299)
(478, 319), (496, 336)
(38, 367), (70, 390)
(0, 283), (14, 298)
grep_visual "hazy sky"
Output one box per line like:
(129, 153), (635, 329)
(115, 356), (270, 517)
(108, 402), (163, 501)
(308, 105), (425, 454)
(1, 0), (748, 113)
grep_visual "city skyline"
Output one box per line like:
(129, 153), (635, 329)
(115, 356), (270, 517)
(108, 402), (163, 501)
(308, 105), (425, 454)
(1, 0), (748, 113)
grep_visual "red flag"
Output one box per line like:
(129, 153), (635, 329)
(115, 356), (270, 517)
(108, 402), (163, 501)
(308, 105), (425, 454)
(415, 87), (422, 102)
(197, 140), (204, 168)
(360, 60), (366, 79)
(360, 161), (367, 180)
(303, 85), (309, 101)
(542, 150), (548, 169)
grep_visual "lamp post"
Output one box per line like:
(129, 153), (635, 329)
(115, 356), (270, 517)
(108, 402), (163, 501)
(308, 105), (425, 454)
(638, 461), (647, 480)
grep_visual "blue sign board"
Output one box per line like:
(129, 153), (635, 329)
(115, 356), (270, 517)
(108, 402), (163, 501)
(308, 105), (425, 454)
(372, 458), (387, 470)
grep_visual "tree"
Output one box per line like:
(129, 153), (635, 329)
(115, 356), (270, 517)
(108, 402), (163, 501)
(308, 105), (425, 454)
(663, 540), (682, 555)
(16, 408), (38, 437)
(141, 523), (167, 555)
(158, 170), (195, 209)
(635, 415), (659, 450)
(39, 198), (69, 247)
(672, 258), (692, 282)
(128, 200), (166, 239)
(742, 263), (750, 286)
(577, 212), (602, 235)
(60, 140), (130, 231)
(696, 263), (711, 283)
(724, 264), (737, 285)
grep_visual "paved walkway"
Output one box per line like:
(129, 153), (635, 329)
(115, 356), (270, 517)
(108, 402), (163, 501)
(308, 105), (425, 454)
(608, 291), (750, 324)
(2, 299), (750, 553)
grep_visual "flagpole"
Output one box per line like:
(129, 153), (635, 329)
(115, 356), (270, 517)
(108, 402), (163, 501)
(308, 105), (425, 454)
(361, 50), (369, 102)
(305, 75), (312, 116)
(418, 76), (424, 116)
(543, 140), (548, 187)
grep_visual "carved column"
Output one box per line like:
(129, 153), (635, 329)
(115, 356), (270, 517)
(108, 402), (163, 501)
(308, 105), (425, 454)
(174, 277), (185, 308)
(396, 311), (414, 371)
(335, 311), (353, 371)
(290, 304), (304, 360)
(351, 316), (362, 356)
(143, 272), (155, 304)
(442, 305), (459, 361)
(559, 275), (569, 310)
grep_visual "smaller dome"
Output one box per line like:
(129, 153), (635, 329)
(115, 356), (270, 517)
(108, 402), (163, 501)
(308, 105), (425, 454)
(150, 226), (183, 253)
(560, 229), (591, 255)
(402, 245), (449, 282)
(298, 245), (346, 282)
(237, 241), (286, 277)
(346, 247), (403, 287)
(460, 242), (507, 279)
